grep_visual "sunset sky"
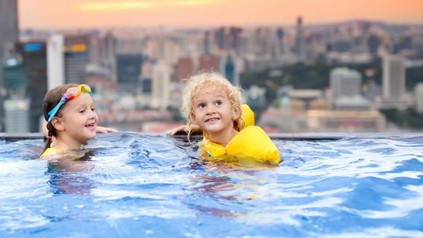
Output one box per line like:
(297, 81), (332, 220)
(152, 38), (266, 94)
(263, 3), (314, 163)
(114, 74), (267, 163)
(18, 0), (423, 29)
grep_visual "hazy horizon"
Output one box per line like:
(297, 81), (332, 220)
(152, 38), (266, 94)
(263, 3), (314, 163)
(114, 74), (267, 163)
(18, 0), (423, 30)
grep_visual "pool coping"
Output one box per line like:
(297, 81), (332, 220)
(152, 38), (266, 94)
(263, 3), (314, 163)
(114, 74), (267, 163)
(1, 132), (422, 141)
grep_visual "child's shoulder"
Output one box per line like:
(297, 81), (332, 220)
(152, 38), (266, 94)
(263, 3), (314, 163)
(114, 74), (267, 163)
(40, 147), (63, 159)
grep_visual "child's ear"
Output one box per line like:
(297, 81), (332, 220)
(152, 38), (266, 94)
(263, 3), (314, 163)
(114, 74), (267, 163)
(232, 106), (241, 120)
(51, 117), (65, 131)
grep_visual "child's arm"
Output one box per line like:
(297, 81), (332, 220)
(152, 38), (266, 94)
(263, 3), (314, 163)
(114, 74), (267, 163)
(96, 126), (118, 133)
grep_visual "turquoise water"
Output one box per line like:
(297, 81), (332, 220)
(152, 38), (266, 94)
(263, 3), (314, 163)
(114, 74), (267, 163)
(0, 133), (423, 237)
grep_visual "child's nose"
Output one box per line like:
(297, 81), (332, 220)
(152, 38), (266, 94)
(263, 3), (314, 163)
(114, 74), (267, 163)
(205, 105), (216, 114)
(89, 110), (98, 118)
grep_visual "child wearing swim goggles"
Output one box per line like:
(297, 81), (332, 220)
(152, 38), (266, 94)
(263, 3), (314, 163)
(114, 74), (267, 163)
(41, 84), (99, 158)
(173, 72), (280, 166)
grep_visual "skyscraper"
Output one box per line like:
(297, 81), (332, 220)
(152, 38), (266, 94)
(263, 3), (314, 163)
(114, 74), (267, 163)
(177, 57), (194, 81)
(0, 0), (18, 57)
(47, 34), (65, 90)
(198, 55), (219, 72)
(64, 35), (90, 84)
(101, 31), (117, 82)
(17, 42), (48, 132)
(0, 0), (19, 132)
(330, 67), (362, 98)
(295, 16), (307, 61)
(276, 28), (286, 56)
(152, 62), (170, 111)
(116, 54), (142, 91)
(224, 53), (239, 85)
(382, 54), (406, 102)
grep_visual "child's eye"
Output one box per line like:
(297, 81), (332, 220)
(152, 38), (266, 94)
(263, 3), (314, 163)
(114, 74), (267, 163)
(197, 103), (205, 109)
(215, 100), (222, 105)
(91, 107), (96, 112)
(79, 109), (86, 113)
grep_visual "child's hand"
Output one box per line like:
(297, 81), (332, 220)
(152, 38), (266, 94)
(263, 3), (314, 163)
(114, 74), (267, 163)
(166, 125), (201, 135)
(96, 126), (118, 133)
(166, 125), (188, 135)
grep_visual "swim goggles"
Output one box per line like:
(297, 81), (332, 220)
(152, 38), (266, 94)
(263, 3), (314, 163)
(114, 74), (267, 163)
(45, 84), (92, 122)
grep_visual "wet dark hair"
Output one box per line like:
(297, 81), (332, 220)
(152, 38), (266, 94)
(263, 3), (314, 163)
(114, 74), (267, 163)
(42, 84), (78, 153)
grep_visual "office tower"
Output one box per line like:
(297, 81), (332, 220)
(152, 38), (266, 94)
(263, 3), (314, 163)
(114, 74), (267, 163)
(276, 28), (286, 56)
(214, 27), (226, 50)
(367, 34), (381, 60)
(204, 31), (211, 55)
(0, 0), (19, 61)
(295, 16), (307, 60)
(228, 27), (243, 53)
(3, 54), (26, 94)
(177, 57), (194, 81)
(0, 0), (18, 43)
(0, 0), (19, 132)
(47, 34), (65, 90)
(161, 39), (180, 65)
(415, 83), (423, 113)
(224, 53), (236, 85)
(4, 99), (29, 133)
(214, 26), (242, 52)
(152, 62), (170, 111)
(116, 54), (142, 91)
(198, 55), (219, 72)
(330, 67), (362, 98)
(100, 31), (117, 82)
(64, 35), (90, 84)
(17, 42), (48, 132)
(382, 54), (405, 102)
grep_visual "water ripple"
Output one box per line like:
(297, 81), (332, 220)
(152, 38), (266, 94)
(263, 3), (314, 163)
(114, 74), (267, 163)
(1, 135), (423, 237)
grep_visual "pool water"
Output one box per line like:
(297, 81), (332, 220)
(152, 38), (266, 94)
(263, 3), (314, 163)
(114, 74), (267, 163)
(0, 133), (422, 237)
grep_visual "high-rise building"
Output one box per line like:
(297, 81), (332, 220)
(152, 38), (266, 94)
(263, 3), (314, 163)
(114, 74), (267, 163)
(3, 55), (26, 94)
(64, 35), (90, 84)
(415, 83), (423, 113)
(4, 99), (29, 133)
(295, 16), (307, 61)
(0, 0), (19, 132)
(382, 54), (406, 102)
(116, 54), (142, 91)
(177, 57), (194, 81)
(152, 62), (170, 111)
(16, 41), (48, 132)
(198, 55), (219, 72)
(276, 28), (286, 56)
(214, 26), (242, 52)
(100, 31), (117, 82)
(224, 53), (239, 85)
(330, 67), (362, 98)
(47, 34), (65, 90)
(204, 31), (211, 55)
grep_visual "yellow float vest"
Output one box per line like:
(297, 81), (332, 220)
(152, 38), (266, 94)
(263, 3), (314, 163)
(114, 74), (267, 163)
(241, 104), (254, 129)
(40, 147), (63, 158)
(199, 104), (280, 166)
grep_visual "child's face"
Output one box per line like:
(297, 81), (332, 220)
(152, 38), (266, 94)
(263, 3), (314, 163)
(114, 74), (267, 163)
(192, 86), (239, 136)
(59, 93), (99, 143)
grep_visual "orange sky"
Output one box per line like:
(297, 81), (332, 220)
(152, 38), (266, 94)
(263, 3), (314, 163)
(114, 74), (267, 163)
(18, 0), (423, 29)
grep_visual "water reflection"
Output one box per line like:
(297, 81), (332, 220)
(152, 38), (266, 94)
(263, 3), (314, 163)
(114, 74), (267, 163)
(188, 161), (278, 218)
(46, 150), (96, 195)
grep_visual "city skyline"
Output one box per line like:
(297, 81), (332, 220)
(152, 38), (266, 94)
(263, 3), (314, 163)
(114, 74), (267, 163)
(18, 0), (423, 30)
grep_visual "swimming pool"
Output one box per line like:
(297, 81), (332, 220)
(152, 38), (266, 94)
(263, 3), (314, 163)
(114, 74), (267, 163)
(0, 132), (422, 237)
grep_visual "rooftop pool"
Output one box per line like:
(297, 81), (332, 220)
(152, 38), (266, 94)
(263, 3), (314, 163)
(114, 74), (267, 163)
(0, 132), (423, 237)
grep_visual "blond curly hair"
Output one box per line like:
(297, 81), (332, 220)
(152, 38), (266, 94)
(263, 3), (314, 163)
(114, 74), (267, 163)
(181, 72), (243, 133)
